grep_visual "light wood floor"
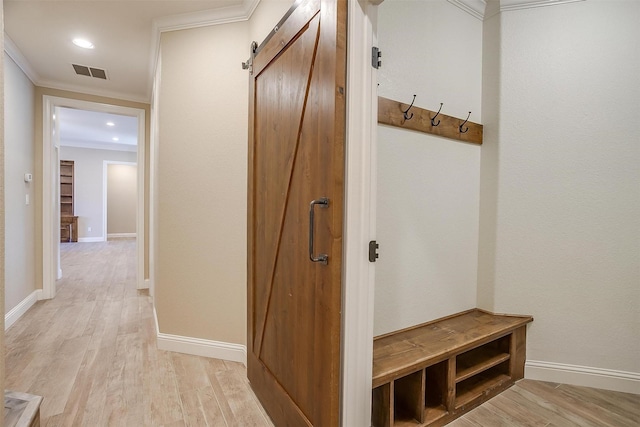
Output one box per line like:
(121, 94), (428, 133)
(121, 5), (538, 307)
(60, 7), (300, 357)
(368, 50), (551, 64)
(5, 239), (274, 427)
(5, 239), (639, 426)
(449, 379), (639, 427)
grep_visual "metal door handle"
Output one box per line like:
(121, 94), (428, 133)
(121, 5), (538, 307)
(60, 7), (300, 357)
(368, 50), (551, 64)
(309, 198), (329, 265)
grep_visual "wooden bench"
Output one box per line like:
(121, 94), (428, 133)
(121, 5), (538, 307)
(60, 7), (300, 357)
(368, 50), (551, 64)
(4, 390), (43, 427)
(372, 309), (533, 427)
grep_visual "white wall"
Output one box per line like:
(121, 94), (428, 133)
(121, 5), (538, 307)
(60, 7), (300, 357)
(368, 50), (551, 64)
(107, 163), (136, 235)
(374, 0), (483, 335)
(478, 0), (640, 392)
(4, 53), (36, 313)
(59, 146), (136, 240)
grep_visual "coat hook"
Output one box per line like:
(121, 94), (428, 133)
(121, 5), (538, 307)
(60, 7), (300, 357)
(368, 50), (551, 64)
(402, 95), (416, 120)
(460, 111), (471, 133)
(431, 103), (443, 127)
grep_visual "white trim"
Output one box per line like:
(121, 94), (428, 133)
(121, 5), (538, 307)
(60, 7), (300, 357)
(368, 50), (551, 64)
(37, 81), (149, 105)
(147, 0), (260, 102)
(5, 290), (43, 330)
(153, 0), (260, 33)
(3, 33), (39, 84)
(107, 233), (137, 239)
(42, 96), (146, 298)
(447, 0), (487, 20)
(157, 332), (247, 365)
(42, 97), (58, 299)
(153, 307), (246, 364)
(154, 306), (160, 335)
(77, 237), (105, 243)
(447, 0), (585, 20)
(341, 1), (378, 426)
(526, 360), (640, 395)
(500, 0), (585, 13)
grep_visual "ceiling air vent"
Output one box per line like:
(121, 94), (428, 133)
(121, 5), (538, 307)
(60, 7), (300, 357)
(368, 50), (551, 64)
(72, 64), (108, 80)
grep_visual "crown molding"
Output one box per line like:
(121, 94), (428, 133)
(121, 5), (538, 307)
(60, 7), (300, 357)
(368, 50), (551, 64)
(500, 0), (585, 12)
(37, 79), (150, 104)
(4, 33), (40, 84)
(153, 0), (259, 33)
(447, 0), (487, 20)
(146, 0), (260, 103)
(448, 0), (586, 20)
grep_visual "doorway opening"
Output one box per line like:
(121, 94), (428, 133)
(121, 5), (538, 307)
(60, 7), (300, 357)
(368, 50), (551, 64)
(42, 96), (146, 299)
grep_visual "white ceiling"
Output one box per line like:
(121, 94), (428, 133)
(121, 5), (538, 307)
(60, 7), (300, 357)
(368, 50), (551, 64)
(4, 0), (259, 150)
(58, 107), (139, 152)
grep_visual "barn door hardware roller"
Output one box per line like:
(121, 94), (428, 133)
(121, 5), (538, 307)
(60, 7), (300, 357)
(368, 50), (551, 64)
(241, 41), (258, 74)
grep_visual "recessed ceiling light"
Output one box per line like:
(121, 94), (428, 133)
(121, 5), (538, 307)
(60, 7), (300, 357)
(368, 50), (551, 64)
(112, 137), (119, 141)
(106, 122), (115, 127)
(73, 38), (94, 49)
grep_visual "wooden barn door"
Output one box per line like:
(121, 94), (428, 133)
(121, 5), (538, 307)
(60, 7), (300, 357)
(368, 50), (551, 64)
(246, 0), (347, 425)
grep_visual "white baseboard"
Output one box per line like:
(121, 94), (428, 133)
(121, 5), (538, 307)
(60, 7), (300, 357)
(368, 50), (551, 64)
(5, 290), (42, 330)
(107, 233), (136, 238)
(78, 237), (105, 243)
(153, 307), (247, 365)
(526, 360), (640, 394)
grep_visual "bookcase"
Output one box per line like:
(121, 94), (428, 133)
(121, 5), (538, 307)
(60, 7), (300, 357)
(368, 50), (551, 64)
(60, 160), (77, 242)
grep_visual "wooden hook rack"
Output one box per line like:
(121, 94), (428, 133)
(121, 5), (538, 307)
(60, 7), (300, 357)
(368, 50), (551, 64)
(378, 96), (483, 145)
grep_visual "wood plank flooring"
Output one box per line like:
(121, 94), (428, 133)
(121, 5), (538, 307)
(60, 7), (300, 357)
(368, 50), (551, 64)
(5, 239), (274, 427)
(449, 379), (639, 427)
(5, 239), (639, 426)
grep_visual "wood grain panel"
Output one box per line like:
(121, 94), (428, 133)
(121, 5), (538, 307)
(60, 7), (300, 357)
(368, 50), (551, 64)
(373, 309), (532, 387)
(247, 0), (347, 425)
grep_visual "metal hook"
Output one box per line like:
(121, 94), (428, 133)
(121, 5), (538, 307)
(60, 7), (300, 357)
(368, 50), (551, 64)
(402, 95), (416, 120)
(431, 103), (443, 127)
(460, 111), (471, 133)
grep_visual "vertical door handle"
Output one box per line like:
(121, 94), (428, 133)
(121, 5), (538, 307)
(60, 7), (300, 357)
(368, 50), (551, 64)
(309, 198), (329, 265)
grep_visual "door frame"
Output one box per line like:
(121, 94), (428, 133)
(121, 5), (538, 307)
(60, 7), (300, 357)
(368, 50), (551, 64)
(103, 161), (138, 240)
(42, 95), (146, 298)
(341, 0), (378, 425)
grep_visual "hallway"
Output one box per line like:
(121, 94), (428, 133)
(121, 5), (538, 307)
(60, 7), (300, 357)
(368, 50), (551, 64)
(4, 239), (273, 426)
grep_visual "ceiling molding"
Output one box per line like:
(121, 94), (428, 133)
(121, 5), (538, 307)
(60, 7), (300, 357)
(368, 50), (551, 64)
(447, 0), (487, 20)
(4, 33), (40, 84)
(146, 0), (260, 104)
(448, 0), (586, 20)
(37, 79), (150, 105)
(500, 0), (585, 12)
(153, 0), (259, 33)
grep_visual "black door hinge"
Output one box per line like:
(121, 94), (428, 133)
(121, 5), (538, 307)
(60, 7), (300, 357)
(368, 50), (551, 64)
(369, 240), (379, 262)
(372, 47), (382, 69)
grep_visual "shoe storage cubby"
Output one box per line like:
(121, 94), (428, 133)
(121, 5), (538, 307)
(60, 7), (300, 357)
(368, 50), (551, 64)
(372, 309), (533, 427)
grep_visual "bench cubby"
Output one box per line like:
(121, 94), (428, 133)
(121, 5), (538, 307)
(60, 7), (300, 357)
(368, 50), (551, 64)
(372, 309), (533, 427)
